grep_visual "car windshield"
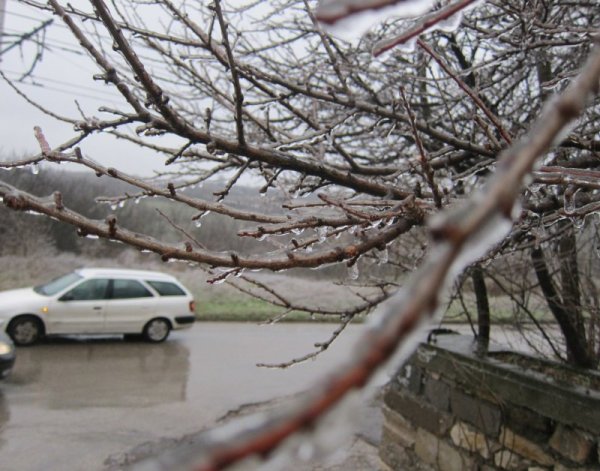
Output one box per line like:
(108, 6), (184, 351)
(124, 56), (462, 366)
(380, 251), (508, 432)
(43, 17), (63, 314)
(34, 272), (83, 296)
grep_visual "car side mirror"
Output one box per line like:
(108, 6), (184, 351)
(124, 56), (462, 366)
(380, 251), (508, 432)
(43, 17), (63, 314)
(59, 293), (74, 302)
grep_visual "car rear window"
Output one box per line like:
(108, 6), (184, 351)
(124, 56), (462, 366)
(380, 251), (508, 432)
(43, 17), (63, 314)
(146, 280), (186, 296)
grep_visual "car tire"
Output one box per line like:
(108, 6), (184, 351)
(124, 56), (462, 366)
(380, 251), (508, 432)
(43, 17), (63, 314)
(143, 318), (171, 343)
(8, 316), (43, 346)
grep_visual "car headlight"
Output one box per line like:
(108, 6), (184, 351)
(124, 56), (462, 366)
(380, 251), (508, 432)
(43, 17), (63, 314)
(0, 342), (13, 356)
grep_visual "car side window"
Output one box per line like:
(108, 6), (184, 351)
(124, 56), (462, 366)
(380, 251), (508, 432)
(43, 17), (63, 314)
(60, 279), (110, 301)
(111, 279), (153, 299)
(146, 280), (185, 296)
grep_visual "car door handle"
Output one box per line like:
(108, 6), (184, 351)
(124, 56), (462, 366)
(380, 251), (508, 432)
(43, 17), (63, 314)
(93, 306), (102, 310)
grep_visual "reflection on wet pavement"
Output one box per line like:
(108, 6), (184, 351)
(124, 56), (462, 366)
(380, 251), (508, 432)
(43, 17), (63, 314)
(0, 392), (9, 452)
(0, 323), (365, 471)
(10, 338), (190, 409)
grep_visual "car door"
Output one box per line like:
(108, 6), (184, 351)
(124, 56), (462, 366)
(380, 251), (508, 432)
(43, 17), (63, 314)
(48, 278), (110, 334)
(103, 279), (156, 333)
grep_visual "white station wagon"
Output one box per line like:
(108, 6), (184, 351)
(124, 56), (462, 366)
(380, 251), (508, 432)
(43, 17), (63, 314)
(0, 268), (196, 346)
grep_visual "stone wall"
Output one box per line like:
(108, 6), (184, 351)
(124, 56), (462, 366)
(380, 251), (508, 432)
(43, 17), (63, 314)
(379, 334), (600, 471)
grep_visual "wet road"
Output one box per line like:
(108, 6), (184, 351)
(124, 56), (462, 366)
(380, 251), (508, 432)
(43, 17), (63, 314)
(0, 322), (365, 471)
(0, 321), (558, 470)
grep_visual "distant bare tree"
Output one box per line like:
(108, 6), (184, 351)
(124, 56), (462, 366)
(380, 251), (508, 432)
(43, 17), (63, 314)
(1, 0), (599, 468)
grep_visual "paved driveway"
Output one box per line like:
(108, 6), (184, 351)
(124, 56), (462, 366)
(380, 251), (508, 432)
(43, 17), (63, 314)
(0, 322), (368, 471)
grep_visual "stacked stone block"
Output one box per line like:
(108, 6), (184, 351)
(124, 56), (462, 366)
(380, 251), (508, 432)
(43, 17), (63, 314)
(379, 335), (600, 471)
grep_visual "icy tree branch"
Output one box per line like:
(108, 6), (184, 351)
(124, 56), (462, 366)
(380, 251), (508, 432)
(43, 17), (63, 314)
(117, 37), (600, 471)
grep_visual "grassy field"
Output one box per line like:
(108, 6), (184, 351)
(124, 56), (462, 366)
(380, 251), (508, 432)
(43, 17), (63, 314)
(442, 294), (555, 325)
(0, 253), (554, 325)
(197, 296), (338, 323)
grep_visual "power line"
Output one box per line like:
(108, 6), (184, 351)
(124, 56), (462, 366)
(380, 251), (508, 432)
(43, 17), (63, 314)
(3, 71), (126, 104)
(1, 2), (208, 105)
(3, 68), (121, 97)
(3, 21), (179, 82)
(3, 28), (86, 58)
(4, 23), (181, 77)
(3, 7), (51, 23)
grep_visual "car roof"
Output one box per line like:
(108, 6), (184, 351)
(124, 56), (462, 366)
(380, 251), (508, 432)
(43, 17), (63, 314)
(75, 268), (181, 282)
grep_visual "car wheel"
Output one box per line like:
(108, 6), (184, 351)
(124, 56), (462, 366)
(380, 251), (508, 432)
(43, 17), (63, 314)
(8, 316), (42, 346)
(143, 318), (170, 343)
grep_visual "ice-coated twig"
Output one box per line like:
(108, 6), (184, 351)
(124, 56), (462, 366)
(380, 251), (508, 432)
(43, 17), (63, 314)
(33, 126), (52, 155)
(372, 0), (481, 56)
(213, 0), (246, 147)
(399, 87), (443, 208)
(315, 0), (436, 25)
(256, 313), (356, 369)
(534, 166), (600, 190)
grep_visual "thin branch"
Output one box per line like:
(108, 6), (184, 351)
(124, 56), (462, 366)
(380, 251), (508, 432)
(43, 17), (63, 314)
(417, 39), (513, 145)
(399, 87), (443, 208)
(0, 178), (421, 270)
(256, 314), (357, 368)
(485, 270), (566, 361)
(214, 0), (246, 147)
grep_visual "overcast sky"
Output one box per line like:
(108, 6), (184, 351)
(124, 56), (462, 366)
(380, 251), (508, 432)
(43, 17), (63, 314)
(0, 0), (395, 179)
(0, 0), (186, 177)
